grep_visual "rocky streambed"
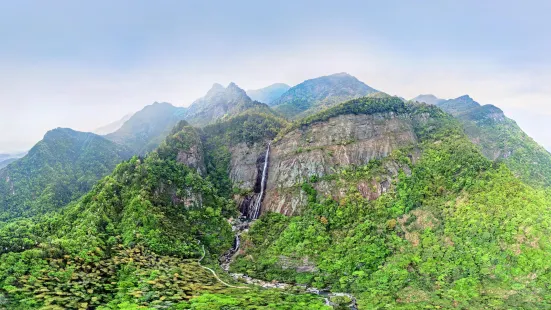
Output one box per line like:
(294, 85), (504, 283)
(220, 217), (358, 310)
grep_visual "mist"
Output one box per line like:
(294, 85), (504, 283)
(0, 0), (550, 152)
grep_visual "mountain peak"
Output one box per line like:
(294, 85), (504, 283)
(183, 81), (256, 126)
(206, 83), (225, 96)
(226, 82), (248, 96)
(43, 127), (78, 140)
(329, 72), (352, 77)
(455, 94), (475, 102)
(272, 73), (378, 118)
(411, 94), (445, 105)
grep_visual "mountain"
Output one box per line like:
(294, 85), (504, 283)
(184, 82), (271, 126)
(247, 83), (291, 104)
(106, 102), (186, 155)
(0, 152), (27, 162)
(411, 94), (445, 105)
(0, 120), (327, 309)
(0, 151), (27, 169)
(3, 82), (551, 309)
(0, 128), (132, 221)
(436, 95), (551, 187)
(0, 158), (17, 169)
(93, 113), (133, 135)
(230, 97), (551, 308)
(271, 72), (378, 118)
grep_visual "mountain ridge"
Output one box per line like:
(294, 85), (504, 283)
(106, 101), (187, 154)
(247, 83), (291, 104)
(184, 82), (272, 126)
(0, 128), (132, 221)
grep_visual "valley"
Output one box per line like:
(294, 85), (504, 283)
(1, 74), (551, 309)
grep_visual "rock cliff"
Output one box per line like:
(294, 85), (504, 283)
(262, 112), (424, 215)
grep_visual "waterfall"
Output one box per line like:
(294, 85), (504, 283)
(251, 143), (270, 219)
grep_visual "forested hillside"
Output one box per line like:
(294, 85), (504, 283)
(431, 95), (551, 187)
(271, 73), (378, 119)
(0, 128), (132, 222)
(1, 79), (551, 309)
(232, 97), (551, 308)
(0, 121), (329, 309)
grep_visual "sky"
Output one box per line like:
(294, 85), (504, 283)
(0, 0), (550, 153)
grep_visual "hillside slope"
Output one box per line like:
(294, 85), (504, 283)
(0, 121), (328, 309)
(436, 95), (551, 187)
(272, 73), (378, 119)
(106, 102), (186, 155)
(184, 83), (272, 127)
(230, 97), (551, 309)
(0, 128), (132, 221)
(247, 83), (291, 104)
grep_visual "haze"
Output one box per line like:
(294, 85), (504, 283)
(1, 0), (550, 153)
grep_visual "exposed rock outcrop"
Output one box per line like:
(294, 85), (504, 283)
(262, 112), (425, 215)
(229, 142), (269, 190)
(177, 143), (206, 176)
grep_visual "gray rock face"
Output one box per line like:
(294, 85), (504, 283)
(177, 143), (206, 176)
(228, 142), (268, 190)
(262, 113), (422, 215)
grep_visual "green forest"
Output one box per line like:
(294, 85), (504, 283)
(2, 93), (551, 309)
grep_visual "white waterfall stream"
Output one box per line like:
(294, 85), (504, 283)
(251, 143), (270, 219)
(216, 142), (357, 309)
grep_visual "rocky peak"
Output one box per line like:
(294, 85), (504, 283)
(183, 82), (255, 126)
(226, 82), (249, 98)
(454, 95), (479, 105)
(205, 83), (225, 97)
(436, 95), (481, 116)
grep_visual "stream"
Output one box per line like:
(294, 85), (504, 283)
(217, 143), (357, 309)
(219, 216), (358, 310)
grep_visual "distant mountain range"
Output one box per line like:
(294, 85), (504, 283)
(183, 82), (270, 126)
(4, 75), (550, 223)
(414, 94), (551, 187)
(411, 94), (445, 105)
(3, 72), (551, 309)
(247, 83), (290, 105)
(94, 113), (134, 135)
(0, 151), (27, 169)
(105, 102), (186, 155)
(271, 72), (378, 118)
(0, 128), (132, 221)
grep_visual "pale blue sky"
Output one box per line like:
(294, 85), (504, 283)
(0, 0), (550, 152)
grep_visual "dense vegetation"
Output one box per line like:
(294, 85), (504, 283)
(201, 110), (288, 198)
(276, 96), (445, 141)
(0, 124), (329, 309)
(0, 158), (17, 169)
(438, 98), (551, 187)
(233, 101), (551, 308)
(0, 128), (132, 222)
(272, 73), (378, 119)
(2, 82), (551, 309)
